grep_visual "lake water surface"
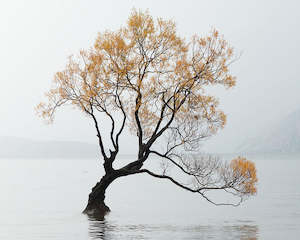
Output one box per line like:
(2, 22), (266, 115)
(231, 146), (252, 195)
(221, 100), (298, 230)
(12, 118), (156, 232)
(0, 154), (299, 239)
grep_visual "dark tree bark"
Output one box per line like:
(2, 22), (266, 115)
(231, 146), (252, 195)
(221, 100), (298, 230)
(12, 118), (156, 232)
(83, 172), (117, 217)
(82, 154), (145, 217)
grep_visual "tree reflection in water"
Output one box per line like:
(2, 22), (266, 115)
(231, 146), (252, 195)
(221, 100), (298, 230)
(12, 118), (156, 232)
(86, 212), (110, 240)
(87, 213), (258, 240)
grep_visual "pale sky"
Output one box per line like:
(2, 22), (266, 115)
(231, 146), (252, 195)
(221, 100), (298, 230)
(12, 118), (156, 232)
(0, 0), (299, 153)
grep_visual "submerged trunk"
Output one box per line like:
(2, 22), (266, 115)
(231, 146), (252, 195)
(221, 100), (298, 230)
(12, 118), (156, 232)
(82, 156), (142, 218)
(83, 173), (116, 217)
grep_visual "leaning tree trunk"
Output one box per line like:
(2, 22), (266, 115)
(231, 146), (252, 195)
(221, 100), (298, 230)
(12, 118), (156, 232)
(82, 154), (143, 218)
(83, 173), (117, 217)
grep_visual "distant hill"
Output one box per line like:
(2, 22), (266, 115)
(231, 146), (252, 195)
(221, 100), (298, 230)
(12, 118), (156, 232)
(0, 137), (100, 158)
(237, 109), (300, 153)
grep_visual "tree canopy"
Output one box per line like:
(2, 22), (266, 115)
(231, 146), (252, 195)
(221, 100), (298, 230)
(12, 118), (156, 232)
(37, 10), (257, 209)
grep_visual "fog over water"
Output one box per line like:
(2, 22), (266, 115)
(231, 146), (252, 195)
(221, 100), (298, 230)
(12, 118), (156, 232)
(1, 155), (299, 239)
(0, 0), (299, 153)
(1, 0), (300, 239)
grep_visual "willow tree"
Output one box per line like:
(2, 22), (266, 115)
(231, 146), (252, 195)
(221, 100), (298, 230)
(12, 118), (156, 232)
(37, 10), (257, 216)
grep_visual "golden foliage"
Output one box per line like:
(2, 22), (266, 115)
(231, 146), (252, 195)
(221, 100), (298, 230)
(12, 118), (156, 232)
(230, 157), (258, 195)
(37, 9), (236, 141)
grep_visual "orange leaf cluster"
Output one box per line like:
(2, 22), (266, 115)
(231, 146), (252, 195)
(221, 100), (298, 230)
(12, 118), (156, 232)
(230, 157), (258, 195)
(37, 9), (236, 143)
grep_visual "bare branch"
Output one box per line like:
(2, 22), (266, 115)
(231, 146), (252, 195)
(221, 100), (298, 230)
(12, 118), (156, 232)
(135, 168), (243, 206)
(87, 106), (107, 160)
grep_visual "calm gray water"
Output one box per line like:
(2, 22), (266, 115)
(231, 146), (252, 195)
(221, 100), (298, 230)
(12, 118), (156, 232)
(0, 154), (299, 239)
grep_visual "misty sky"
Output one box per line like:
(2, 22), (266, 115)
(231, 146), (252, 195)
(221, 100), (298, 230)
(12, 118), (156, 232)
(0, 0), (299, 153)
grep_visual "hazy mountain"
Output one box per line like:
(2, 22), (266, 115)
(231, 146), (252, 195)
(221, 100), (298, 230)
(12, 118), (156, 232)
(237, 109), (300, 153)
(0, 137), (100, 158)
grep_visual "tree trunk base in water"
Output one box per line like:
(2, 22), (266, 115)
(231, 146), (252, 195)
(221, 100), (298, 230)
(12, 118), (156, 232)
(83, 201), (110, 219)
(83, 174), (115, 219)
